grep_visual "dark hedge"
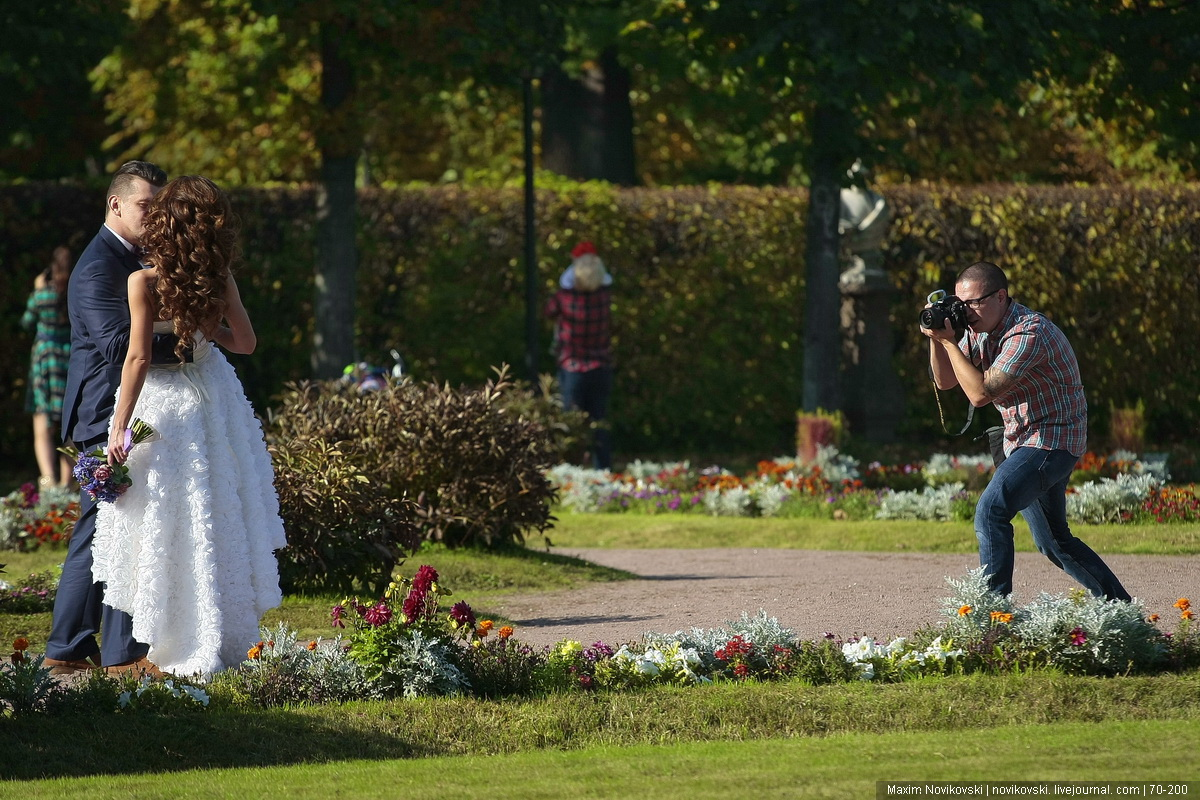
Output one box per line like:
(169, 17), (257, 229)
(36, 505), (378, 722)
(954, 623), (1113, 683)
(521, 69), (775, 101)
(3, 181), (1197, 472)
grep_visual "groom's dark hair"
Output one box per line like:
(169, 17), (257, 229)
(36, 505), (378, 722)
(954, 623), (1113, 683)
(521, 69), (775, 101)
(106, 160), (168, 205)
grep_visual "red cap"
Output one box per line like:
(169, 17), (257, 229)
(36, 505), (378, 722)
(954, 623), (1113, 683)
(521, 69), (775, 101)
(571, 241), (597, 259)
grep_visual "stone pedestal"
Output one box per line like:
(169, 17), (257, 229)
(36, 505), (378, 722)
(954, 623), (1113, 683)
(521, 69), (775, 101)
(838, 187), (903, 443)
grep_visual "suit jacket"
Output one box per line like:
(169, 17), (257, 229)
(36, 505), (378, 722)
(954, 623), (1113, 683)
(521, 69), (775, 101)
(60, 225), (183, 444)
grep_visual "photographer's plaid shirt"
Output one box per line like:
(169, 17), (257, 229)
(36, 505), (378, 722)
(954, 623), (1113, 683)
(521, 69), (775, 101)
(961, 300), (1088, 457)
(546, 287), (612, 372)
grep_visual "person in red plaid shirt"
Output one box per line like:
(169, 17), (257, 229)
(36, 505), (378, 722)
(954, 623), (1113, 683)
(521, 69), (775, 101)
(923, 261), (1130, 601)
(546, 241), (613, 469)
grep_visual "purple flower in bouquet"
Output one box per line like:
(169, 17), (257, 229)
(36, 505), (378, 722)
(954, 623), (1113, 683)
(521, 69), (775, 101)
(60, 418), (157, 504)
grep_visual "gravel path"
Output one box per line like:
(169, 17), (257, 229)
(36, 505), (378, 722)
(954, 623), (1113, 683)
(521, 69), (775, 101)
(493, 549), (1200, 648)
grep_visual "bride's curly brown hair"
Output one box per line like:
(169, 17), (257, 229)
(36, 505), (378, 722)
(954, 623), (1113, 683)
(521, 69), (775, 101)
(141, 176), (240, 362)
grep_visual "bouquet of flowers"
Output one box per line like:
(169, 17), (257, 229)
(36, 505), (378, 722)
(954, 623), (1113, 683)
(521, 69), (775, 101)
(59, 418), (158, 503)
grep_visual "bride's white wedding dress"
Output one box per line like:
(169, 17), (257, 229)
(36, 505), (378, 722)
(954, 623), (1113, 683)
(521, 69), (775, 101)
(94, 323), (286, 676)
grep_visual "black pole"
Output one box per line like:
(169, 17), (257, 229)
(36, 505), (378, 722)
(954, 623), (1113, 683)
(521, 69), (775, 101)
(523, 74), (538, 383)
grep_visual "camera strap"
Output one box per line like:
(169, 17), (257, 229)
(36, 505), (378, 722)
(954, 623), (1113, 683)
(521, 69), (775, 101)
(928, 364), (975, 436)
(932, 384), (975, 435)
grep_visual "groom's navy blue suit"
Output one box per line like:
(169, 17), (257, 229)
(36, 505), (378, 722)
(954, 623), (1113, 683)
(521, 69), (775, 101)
(48, 225), (182, 666)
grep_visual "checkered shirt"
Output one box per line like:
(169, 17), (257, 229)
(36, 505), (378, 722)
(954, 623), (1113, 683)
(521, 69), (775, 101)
(960, 300), (1088, 456)
(546, 287), (612, 372)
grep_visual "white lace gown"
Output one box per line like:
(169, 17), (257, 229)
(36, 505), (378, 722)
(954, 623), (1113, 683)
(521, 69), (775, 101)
(94, 324), (286, 676)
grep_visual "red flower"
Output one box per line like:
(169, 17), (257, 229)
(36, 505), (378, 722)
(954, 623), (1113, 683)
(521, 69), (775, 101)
(1069, 627), (1087, 646)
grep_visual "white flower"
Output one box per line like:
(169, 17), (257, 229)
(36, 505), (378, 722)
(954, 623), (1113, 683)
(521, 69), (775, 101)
(118, 691), (132, 708)
(181, 685), (210, 706)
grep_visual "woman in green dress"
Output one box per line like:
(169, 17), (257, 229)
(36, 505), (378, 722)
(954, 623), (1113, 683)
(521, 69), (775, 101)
(21, 245), (73, 488)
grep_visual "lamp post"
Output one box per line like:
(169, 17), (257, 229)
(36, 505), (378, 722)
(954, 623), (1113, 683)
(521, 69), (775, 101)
(523, 73), (538, 383)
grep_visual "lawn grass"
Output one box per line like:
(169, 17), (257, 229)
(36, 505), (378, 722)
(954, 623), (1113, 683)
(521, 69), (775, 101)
(3, 672), (1199, 781)
(6, 720), (1199, 798)
(4, 517), (1200, 793)
(536, 512), (1200, 555)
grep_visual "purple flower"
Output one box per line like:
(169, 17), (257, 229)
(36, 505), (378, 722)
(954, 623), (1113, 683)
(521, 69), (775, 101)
(362, 602), (393, 627)
(412, 565), (439, 593)
(584, 641), (614, 662)
(330, 604), (346, 628)
(449, 601), (476, 628)
(1070, 626), (1087, 646)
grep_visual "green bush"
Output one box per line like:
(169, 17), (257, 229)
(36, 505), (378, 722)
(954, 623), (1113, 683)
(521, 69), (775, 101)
(267, 366), (558, 550)
(269, 435), (419, 595)
(4, 182), (1198, 469)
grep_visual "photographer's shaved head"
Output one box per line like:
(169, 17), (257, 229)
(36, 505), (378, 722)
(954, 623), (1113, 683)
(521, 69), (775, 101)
(957, 261), (1008, 293)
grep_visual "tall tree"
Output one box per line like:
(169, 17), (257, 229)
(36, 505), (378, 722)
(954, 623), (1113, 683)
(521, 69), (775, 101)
(92, 0), (510, 377)
(0, 0), (125, 179)
(654, 0), (1093, 412)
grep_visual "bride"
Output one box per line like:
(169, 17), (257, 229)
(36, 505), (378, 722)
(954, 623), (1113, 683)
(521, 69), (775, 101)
(97, 175), (286, 677)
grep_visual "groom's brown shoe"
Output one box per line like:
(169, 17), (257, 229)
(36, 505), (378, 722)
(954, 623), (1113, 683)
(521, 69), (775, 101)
(45, 655), (103, 676)
(105, 657), (165, 679)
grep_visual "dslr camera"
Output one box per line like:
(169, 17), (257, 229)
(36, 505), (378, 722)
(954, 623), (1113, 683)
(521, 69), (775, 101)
(919, 290), (968, 336)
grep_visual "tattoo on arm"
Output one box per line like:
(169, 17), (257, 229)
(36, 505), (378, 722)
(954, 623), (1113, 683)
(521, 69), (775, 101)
(983, 368), (1017, 400)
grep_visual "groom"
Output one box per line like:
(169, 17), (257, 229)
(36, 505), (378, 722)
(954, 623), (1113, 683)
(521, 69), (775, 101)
(46, 160), (180, 677)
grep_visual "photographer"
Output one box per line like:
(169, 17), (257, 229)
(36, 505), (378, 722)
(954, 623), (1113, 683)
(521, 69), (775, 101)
(922, 261), (1130, 601)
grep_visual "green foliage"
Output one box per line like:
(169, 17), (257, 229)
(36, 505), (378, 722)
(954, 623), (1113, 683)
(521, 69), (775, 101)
(454, 636), (543, 699)
(496, 375), (595, 465)
(2, 182), (1199, 466)
(268, 368), (558, 549)
(209, 622), (373, 707)
(268, 435), (419, 595)
(0, 569), (58, 615)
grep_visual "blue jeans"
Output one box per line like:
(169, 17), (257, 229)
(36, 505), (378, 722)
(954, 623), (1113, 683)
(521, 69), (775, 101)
(975, 446), (1131, 601)
(558, 367), (612, 470)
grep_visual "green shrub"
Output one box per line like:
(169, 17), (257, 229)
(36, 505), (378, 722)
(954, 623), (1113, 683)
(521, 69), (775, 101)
(495, 374), (594, 465)
(269, 435), (419, 595)
(267, 366), (558, 549)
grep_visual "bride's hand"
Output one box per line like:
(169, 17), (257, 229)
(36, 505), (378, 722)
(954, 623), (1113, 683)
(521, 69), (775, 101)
(107, 428), (129, 466)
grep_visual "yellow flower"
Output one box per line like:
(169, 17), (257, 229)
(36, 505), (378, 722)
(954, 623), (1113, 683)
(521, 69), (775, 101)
(990, 611), (1013, 624)
(12, 637), (29, 652)
(498, 626), (514, 640)
(958, 605), (973, 617)
(1174, 598), (1191, 612)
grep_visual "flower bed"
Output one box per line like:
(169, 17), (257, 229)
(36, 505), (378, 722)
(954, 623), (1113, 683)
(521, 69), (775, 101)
(547, 448), (1190, 524)
(0, 484), (78, 551)
(3, 566), (1195, 715)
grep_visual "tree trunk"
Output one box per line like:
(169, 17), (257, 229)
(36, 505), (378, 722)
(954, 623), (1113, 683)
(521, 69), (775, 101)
(312, 20), (359, 379)
(541, 46), (637, 186)
(801, 104), (850, 413)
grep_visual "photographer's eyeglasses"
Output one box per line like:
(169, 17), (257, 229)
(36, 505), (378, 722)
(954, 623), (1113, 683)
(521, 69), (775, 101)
(960, 289), (1000, 310)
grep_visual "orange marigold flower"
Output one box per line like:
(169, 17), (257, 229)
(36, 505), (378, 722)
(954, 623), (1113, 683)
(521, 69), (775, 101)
(990, 612), (1013, 624)
(1149, 614), (1160, 623)
(247, 641), (264, 660)
(958, 605), (973, 617)
(12, 637), (29, 652)
(306, 640), (318, 651)
(1174, 598), (1191, 612)
(1183, 609), (1195, 621)
(498, 625), (515, 640)
(479, 619), (494, 632)
(475, 626), (488, 638)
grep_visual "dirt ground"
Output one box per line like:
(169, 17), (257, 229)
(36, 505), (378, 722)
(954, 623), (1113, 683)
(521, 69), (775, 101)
(493, 548), (1200, 648)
